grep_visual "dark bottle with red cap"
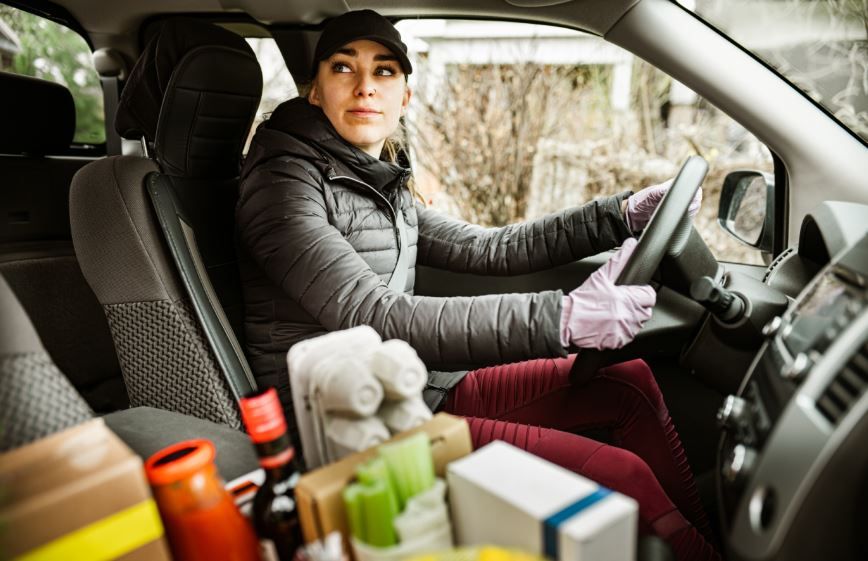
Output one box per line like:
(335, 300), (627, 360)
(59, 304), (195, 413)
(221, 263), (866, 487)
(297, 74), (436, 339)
(240, 387), (304, 561)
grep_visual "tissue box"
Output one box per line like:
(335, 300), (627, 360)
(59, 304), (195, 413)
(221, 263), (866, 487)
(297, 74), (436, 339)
(0, 418), (171, 561)
(448, 441), (637, 561)
(296, 413), (472, 552)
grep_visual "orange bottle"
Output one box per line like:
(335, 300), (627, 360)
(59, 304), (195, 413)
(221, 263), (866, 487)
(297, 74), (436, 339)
(145, 439), (261, 561)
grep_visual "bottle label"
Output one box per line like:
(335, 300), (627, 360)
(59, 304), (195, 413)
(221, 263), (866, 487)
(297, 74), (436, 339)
(260, 539), (281, 561)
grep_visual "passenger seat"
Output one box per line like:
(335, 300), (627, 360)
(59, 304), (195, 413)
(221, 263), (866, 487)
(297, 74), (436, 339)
(0, 71), (126, 412)
(70, 18), (263, 428)
(0, 273), (258, 480)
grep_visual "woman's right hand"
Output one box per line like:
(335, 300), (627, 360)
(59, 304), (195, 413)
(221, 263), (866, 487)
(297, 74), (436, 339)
(560, 238), (656, 350)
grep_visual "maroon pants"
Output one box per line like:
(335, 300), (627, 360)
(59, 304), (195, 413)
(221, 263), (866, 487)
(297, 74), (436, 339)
(442, 356), (720, 561)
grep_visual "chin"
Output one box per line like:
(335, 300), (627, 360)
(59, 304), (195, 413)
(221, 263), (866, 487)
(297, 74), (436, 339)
(342, 131), (387, 151)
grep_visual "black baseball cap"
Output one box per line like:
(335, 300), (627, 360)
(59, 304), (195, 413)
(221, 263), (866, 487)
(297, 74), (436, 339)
(312, 10), (413, 78)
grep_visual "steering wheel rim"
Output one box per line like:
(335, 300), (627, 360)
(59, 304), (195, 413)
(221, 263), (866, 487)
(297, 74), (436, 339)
(569, 155), (708, 385)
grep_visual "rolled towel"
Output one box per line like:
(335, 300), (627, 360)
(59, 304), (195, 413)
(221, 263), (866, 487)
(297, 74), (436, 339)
(325, 416), (390, 460)
(378, 396), (433, 434)
(316, 356), (383, 417)
(369, 340), (427, 400)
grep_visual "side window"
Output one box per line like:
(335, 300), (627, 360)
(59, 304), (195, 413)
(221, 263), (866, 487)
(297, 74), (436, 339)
(396, 20), (772, 265)
(245, 36), (297, 152)
(0, 5), (105, 146)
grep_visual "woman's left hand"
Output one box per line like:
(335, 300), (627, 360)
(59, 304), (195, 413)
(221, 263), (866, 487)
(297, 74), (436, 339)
(624, 178), (702, 234)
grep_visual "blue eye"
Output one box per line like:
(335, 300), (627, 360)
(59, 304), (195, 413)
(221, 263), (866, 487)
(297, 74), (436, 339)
(375, 66), (397, 77)
(332, 62), (352, 73)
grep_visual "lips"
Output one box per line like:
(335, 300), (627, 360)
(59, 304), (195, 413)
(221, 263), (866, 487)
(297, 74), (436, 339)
(348, 108), (381, 117)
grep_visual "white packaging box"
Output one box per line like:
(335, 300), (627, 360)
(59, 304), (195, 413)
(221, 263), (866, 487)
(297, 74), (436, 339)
(447, 441), (637, 561)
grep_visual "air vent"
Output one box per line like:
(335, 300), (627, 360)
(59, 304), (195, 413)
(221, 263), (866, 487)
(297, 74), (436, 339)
(816, 342), (868, 425)
(762, 247), (795, 284)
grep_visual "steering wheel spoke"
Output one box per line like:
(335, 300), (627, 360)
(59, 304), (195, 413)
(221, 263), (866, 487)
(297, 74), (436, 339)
(569, 156), (709, 385)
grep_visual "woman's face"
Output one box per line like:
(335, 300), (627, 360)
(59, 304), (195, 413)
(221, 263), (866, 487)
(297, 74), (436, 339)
(309, 39), (411, 158)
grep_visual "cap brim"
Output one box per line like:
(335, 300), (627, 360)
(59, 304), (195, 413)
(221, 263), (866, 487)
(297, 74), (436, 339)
(316, 35), (413, 76)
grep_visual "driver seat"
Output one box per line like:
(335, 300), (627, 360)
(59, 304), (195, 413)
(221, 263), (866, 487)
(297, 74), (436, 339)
(69, 19), (263, 427)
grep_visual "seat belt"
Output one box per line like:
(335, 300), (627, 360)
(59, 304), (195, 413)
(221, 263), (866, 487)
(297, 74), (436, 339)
(387, 209), (409, 291)
(100, 76), (122, 155)
(93, 48), (125, 156)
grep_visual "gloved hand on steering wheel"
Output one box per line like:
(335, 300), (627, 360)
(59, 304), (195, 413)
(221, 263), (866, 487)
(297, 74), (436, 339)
(560, 238), (656, 350)
(624, 178), (703, 234)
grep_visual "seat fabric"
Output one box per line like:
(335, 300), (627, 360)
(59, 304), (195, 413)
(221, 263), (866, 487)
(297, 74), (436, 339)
(70, 18), (263, 428)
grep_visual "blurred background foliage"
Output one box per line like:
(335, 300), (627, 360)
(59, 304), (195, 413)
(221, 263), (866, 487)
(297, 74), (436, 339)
(0, 5), (104, 144)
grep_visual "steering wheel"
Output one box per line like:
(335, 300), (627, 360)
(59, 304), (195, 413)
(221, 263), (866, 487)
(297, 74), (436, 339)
(569, 155), (709, 384)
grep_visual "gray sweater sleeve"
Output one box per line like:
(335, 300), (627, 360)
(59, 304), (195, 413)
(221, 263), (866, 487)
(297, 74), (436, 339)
(236, 162), (567, 368)
(415, 192), (633, 275)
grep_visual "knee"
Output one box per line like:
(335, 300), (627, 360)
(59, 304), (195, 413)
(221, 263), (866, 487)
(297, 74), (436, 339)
(599, 446), (659, 492)
(584, 447), (674, 520)
(600, 359), (666, 410)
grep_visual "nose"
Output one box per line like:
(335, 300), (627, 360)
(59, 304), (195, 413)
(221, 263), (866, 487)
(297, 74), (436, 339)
(354, 74), (376, 97)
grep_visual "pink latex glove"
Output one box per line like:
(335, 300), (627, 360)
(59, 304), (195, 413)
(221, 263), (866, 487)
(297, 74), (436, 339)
(625, 178), (702, 234)
(560, 238), (656, 350)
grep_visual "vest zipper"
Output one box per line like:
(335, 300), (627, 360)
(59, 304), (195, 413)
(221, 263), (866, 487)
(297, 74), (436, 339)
(327, 171), (402, 251)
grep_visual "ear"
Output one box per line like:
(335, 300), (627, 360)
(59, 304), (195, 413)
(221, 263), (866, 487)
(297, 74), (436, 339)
(401, 85), (412, 116)
(308, 80), (321, 106)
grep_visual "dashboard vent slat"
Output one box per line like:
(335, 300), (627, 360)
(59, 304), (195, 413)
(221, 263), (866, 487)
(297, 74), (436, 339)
(816, 342), (868, 426)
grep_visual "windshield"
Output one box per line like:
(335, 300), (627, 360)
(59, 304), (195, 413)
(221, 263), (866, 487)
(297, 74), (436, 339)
(691, 0), (868, 143)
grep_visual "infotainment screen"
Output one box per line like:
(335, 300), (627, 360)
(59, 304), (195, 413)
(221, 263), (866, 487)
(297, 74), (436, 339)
(784, 270), (853, 354)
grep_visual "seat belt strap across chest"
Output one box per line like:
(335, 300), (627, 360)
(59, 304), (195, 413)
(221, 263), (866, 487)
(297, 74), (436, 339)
(387, 209), (409, 291)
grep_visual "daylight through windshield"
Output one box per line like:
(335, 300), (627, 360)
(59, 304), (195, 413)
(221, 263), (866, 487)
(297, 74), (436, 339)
(691, 0), (868, 143)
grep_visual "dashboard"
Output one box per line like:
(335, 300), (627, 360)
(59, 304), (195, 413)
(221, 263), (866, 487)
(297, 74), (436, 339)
(716, 203), (868, 561)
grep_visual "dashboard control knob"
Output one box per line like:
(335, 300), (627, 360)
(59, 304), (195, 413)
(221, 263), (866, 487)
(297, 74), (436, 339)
(717, 395), (750, 431)
(762, 316), (783, 337)
(781, 352), (811, 381)
(722, 444), (757, 486)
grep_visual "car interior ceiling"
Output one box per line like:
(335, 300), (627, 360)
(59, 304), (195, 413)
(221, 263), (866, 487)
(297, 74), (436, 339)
(2, 2), (867, 561)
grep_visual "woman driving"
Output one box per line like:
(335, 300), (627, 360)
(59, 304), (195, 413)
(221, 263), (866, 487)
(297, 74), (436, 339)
(236, 9), (717, 560)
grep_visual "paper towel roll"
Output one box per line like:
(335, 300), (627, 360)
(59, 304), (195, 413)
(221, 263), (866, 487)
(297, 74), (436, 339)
(378, 396), (433, 434)
(325, 416), (390, 460)
(370, 340), (427, 400)
(316, 357), (383, 417)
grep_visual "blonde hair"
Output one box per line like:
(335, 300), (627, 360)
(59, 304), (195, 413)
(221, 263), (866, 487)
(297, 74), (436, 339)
(381, 130), (423, 203)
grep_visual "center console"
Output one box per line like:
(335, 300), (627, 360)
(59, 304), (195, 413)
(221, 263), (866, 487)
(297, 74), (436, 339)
(718, 235), (868, 561)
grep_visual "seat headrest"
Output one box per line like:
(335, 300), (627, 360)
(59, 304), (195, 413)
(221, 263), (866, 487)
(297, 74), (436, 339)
(116, 18), (263, 178)
(0, 72), (75, 155)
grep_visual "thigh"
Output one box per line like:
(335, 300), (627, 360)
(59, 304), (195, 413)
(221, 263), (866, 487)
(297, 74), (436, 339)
(445, 355), (576, 419)
(446, 358), (667, 434)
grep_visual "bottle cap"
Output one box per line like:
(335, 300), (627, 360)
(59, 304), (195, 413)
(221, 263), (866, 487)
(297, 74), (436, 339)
(145, 439), (216, 486)
(240, 387), (287, 444)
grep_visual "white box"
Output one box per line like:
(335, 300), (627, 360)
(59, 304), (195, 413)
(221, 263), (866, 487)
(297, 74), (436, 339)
(447, 441), (637, 561)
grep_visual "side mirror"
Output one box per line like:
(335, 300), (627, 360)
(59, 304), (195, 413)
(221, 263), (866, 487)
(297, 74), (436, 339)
(718, 170), (774, 253)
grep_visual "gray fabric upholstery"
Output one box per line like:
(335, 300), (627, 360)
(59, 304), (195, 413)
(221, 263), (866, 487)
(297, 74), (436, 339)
(70, 19), (262, 428)
(0, 274), (253, 475)
(70, 157), (181, 305)
(0, 275), (93, 452)
(103, 406), (258, 482)
(104, 300), (241, 428)
(0, 353), (94, 452)
(0, 246), (126, 412)
(0, 276), (45, 356)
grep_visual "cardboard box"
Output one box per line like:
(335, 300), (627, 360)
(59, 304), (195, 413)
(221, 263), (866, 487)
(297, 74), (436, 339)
(448, 441), (637, 561)
(296, 413), (472, 548)
(0, 418), (171, 561)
